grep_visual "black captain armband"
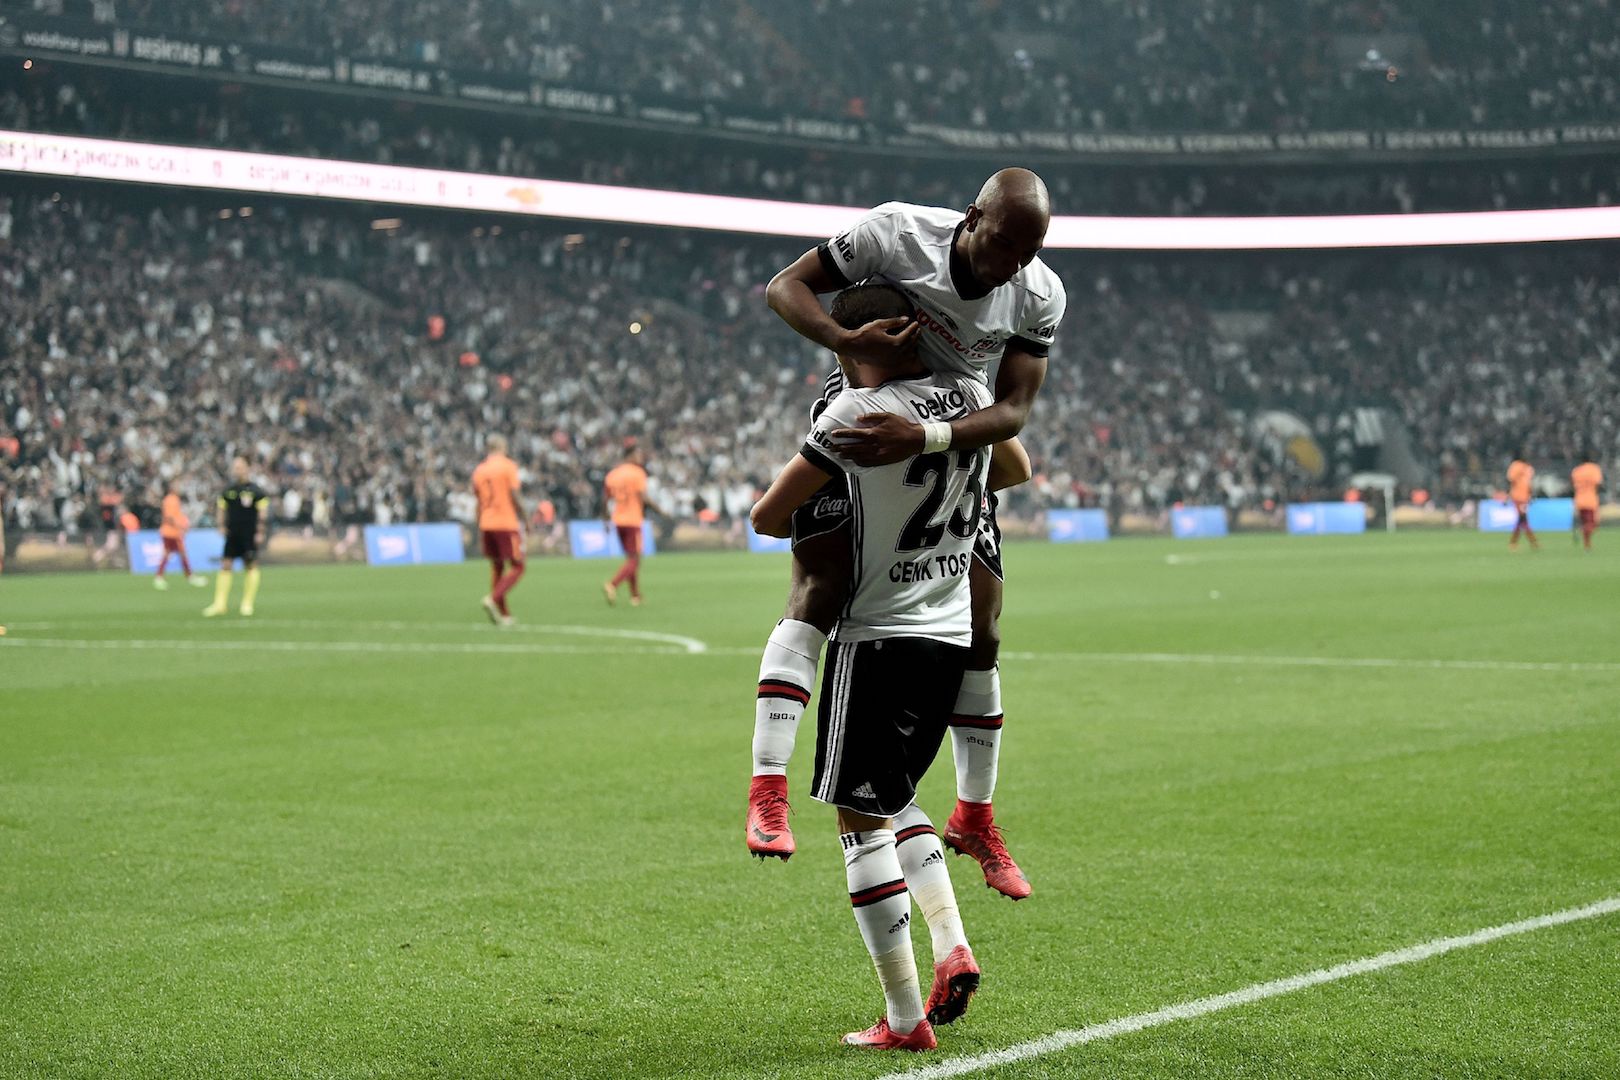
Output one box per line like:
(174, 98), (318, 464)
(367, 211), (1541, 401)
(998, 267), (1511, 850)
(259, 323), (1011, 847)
(816, 243), (854, 288)
(1009, 335), (1052, 358)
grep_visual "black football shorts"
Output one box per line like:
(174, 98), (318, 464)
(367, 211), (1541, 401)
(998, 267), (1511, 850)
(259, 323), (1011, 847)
(811, 635), (969, 818)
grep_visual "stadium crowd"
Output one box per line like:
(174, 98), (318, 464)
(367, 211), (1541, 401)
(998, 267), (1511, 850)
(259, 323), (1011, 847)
(3, 190), (1615, 548)
(4, 68), (1618, 218)
(7, 0), (1618, 133)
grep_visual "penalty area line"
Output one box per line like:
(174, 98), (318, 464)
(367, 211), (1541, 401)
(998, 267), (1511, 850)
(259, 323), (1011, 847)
(882, 895), (1620, 1080)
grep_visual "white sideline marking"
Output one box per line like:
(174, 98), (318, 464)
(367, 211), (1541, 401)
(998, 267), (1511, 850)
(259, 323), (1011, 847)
(882, 895), (1620, 1080)
(0, 637), (692, 658)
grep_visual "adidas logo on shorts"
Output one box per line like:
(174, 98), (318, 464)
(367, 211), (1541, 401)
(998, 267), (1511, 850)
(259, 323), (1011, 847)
(852, 782), (878, 799)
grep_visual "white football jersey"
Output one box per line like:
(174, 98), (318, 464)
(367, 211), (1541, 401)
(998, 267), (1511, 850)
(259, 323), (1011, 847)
(820, 201), (1067, 383)
(801, 375), (993, 647)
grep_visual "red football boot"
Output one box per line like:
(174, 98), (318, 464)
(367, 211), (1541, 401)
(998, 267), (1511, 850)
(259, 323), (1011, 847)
(943, 800), (1031, 900)
(745, 775), (795, 860)
(926, 944), (981, 1025)
(841, 1017), (936, 1051)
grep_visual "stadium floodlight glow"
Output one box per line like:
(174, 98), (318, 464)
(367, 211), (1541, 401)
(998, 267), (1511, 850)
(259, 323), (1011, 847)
(4, 130), (1620, 250)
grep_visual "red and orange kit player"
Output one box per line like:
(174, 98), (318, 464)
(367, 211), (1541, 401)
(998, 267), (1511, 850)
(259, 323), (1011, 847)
(1572, 452), (1604, 551)
(601, 442), (664, 607)
(154, 487), (207, 590)
(1507, 453), (1539, 550)
(473, 435), (527, 627)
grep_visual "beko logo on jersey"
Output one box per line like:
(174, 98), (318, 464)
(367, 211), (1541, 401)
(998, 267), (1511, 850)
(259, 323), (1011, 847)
(907, 389), (968, 422)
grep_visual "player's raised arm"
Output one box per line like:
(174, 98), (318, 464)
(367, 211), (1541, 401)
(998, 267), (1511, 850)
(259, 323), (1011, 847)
(766, 205), (921, 365)
(987, 438), (1032, 492)
(940, 342), (1049, 451)
(831, 343), (1048, 463)
(751, 455), (835, 538)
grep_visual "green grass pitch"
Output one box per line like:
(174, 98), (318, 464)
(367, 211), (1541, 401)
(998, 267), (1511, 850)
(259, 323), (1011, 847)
(3, 532), (1618, 1079)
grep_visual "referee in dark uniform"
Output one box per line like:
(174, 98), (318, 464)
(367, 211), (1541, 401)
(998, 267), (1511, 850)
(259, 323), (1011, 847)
(203, 457), (269, 618)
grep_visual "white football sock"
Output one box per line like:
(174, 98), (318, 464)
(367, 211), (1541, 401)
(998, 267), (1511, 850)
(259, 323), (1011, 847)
(950, 667), (1003, 804)
(751, 619), (825, 777)
(894, 804), (968, 962)
(843, 829), (923, 1034)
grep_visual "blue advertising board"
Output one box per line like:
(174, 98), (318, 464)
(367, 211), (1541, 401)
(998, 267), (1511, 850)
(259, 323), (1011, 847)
(567, 520), (657, 559)
(1046, 509), (1109, 543)
(1286, 502), (1367, 535)
(1170, 505), (1229, 540)
(747, 525), (793, 554)
(125, 529), (226, 575)
(363, 523), (466, 566)
(1477, 498), (1574, 532)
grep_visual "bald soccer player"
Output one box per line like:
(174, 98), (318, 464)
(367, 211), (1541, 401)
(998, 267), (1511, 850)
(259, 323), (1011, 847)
(744, 169), (1064, 901)
(474, 435), (527, 627)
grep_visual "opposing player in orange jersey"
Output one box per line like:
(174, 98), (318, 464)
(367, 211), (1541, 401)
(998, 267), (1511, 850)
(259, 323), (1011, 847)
(1507, 453), (1538, 550)
(472, 435), (527, 627)
(154, 486), (207, 590)
(601, 442), (664, 607)
(1572, 452), (1604, 552)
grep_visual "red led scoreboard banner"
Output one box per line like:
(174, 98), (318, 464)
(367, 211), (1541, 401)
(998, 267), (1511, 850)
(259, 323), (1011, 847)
(4, 130), (1620, 250)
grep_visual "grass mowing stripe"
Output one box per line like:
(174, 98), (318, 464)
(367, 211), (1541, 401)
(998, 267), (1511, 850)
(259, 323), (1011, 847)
(0, 636), (693, 657)
(8, 633), (1617, 674)
(2, 618), (711, 652)
(1000, 650), (1620, 674)
(883, 895), (1620, 1080)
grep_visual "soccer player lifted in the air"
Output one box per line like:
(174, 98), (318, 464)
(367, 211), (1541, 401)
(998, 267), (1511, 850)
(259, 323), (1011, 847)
(752, 283), (989, 1051)
(473, 435), (527, 627)
(203, 457), (268, 618)
(746, 168), (1065, 901)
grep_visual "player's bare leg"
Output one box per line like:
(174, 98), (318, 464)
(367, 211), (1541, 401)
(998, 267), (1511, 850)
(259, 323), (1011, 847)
(484, 556), (506, 622)
(943, 559), (1032, 899)
(747, 528), (850, 860)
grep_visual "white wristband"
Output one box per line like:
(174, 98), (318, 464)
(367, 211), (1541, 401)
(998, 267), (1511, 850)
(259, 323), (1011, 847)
(922, 421), (953, 454)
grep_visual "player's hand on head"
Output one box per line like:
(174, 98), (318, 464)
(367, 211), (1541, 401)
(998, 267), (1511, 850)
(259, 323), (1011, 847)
(838, 316), (919, 365)
(829, 412), (926, 466)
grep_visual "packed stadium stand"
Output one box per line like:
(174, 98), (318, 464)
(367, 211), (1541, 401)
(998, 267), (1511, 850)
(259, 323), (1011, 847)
(0, 0), (1617, 559)
(7, 0), (1618, 131)
(3, 186), (1615, 545)
(6, 65), (1619, 215)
